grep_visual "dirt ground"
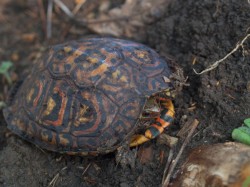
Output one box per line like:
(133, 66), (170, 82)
(0, 0), (250, 187)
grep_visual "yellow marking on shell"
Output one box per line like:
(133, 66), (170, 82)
(73, 47), (86, 56)
(81, 91), (91, 99)
(59, 134), (70, 146)
(43, 97), (56, 116)
(15, 119), (26, 131)
(78, 118), (91, 123)
(27, 88), (34, 102)
(135, 50), (146, 58)
(74, 121), (80, 127)
(91, 63), (108, 76)
(112, 70), (120, 79)
(75, 117), (90, 127)
(74, 94), (92, 127)
(102, 84), (120, 92)
(120, 75), (128, 83)
(41, 131), (49, 141)
(66, 53), (78, 65)
(79, 104), (88, 116)
(64, 46), (72, 53)
(77, 104), (91, 124)
(64, 46), (88, 66)
(87, 57), (99, 64)
(41, 130), (56, 145)
(112, 70), (128, 83)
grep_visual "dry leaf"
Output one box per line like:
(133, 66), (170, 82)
(86, 0), (172, 39)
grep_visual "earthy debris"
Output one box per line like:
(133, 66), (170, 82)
(84, 0), (172, 39)
(162, 119), (199, 187)
(137, 145), (154, 164)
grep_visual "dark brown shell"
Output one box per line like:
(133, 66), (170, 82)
(3, 38), (173, 155)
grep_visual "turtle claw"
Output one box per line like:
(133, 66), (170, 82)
(130, 134), (150, 147)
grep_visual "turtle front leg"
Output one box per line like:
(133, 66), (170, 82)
(130, 98), (175, 147)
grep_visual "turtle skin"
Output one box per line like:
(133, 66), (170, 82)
(3, 38), (173, 155)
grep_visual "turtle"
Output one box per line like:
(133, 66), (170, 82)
(3, 37), (175, 156)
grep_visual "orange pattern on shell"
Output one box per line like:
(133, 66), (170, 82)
(3, 38), (174, 155)
(45, 87), (67, 126)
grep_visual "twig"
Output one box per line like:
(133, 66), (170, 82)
(161, 149), (174, 185)
(35, 144), (47, 154)
(46, 0), (53, 39)
(48, 166), (67, 187)
(72, 0), (86, 15)
(193, 33), (250, 75)
(54, 0), (74, 18)
(82, 163), (91, 176)
(162, 119), (199, 187)
(82, 16), (130, 24)
(37, 0), (47, 35)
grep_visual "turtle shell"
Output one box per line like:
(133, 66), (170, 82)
(3, 38), (173, 155)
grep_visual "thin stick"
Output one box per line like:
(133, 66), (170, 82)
(193, 33), (250, 75)
(46, 0), (53, 39)
(83, 16), (130, 24)
(162, 119), (199, 187)
(72, 0), (86, 15)
(82, 163), (91, 176)
(54, 0), (74, 18)
(48, 166), (67, 187)
(161, 149), (174, 185)
(37, 0), (47, 35)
